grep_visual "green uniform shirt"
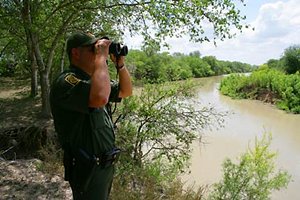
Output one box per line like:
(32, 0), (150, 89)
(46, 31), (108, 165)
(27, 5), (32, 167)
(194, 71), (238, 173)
(50, 65), (120, 155)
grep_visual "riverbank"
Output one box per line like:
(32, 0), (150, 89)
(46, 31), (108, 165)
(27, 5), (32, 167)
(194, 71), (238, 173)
(219, 68), (300, 114)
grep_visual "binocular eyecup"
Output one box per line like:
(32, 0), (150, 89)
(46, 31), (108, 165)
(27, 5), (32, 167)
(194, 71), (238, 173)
(100, 36), (128, 57)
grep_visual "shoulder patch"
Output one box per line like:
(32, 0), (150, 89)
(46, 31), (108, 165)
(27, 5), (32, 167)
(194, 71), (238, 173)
(64, 74), (81, 86)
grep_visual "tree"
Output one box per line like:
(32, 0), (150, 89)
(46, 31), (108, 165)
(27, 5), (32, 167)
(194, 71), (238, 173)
(203, 56), (220, 75)
(189, 51), (202, 58)
(208, 133), (291, 200)
(282, 45), (300, 74)
(0, 0), (249, 118)
(184, 56), (214, 77)
(267, 58), (283, 71)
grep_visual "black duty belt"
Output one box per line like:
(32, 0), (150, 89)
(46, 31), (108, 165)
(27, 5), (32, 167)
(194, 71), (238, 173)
(72, 148), (121, 168)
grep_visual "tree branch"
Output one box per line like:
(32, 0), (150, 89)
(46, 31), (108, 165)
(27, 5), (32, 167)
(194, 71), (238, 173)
(46, 11), (77, 73)
(0, 39), (13, 58)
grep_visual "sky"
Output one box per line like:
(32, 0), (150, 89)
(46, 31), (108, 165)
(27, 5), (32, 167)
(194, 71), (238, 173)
(124, 0), (300, 66)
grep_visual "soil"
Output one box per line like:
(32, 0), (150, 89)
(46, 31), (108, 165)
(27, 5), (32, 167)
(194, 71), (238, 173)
(0, 77), (72, 199)
(256, 88), (279, 104)
(240, 84), (279, 104)
(0, 159), (72, 200)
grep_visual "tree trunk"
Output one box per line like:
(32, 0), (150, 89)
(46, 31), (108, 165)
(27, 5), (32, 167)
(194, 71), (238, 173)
(21, 0), (38, 97)
(30, 62), (38, 97)
(60, 41), (67, 73)
(39, 70), (51, 118)
(30, 33), (52, 119)
(25, 34), (52, 119)
(29, 45), (38, 97)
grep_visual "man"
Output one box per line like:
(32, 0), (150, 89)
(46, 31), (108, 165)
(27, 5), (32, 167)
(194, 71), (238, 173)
(50, 31), (132, 199)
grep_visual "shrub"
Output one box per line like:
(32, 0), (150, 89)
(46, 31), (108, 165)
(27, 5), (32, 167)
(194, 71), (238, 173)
(208, 133), (291, 200)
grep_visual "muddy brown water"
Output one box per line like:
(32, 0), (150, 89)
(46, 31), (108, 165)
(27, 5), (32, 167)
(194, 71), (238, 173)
(183, 76), (300, 200)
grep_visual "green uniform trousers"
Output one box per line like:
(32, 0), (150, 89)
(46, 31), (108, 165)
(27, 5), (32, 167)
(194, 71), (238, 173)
(69, 165), (114, 200)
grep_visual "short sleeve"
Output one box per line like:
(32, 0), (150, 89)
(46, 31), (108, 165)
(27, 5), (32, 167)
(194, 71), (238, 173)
(50, 72), (90, 114)
(109, 80), (121, 102)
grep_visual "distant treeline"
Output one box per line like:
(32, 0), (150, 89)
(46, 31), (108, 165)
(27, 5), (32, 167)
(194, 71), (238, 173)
(1, 47), (254, 83)
(220, 45), (300, 114)
(120, 50), (255, 84)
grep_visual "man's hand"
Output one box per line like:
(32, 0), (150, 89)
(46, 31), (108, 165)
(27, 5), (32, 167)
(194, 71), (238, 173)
(94, 39), (111, 58)
(110, 54), (125, 69)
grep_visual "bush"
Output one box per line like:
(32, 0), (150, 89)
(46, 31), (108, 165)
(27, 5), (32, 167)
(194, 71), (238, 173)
(219, 74), (248, 98)
(0, 59), (17, 77)
(208, 133), (291, 200)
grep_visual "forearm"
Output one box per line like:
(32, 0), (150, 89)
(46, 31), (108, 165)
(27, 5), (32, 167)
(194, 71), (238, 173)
(118, 66), (132, 98)
(89, 58), (111, 107)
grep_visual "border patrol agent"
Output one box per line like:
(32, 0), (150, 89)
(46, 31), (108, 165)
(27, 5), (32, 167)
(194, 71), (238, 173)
(50, 32), (132, 199)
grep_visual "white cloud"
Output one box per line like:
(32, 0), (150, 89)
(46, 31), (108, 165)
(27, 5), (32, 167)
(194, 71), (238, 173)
(253, 1), (297, 40)
(125, 0), (300, 65)
(199, 0), (300, 65)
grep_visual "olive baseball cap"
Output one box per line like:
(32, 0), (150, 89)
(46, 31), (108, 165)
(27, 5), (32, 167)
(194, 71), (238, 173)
(66, 32), (98, 54)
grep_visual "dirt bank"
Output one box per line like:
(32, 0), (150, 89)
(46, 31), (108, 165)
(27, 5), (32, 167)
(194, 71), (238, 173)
(0, 77), (72, 199)
(0, 159), (72, 200)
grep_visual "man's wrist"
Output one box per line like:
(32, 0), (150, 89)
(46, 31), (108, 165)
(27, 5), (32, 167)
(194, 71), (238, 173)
(117, 64), (125, 70)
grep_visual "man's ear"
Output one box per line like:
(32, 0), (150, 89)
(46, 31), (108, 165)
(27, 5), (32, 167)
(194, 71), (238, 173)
(71, 48), (80, 60)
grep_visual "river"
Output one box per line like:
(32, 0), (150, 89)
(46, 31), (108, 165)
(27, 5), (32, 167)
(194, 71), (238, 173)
(184, 76), (300, 200)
